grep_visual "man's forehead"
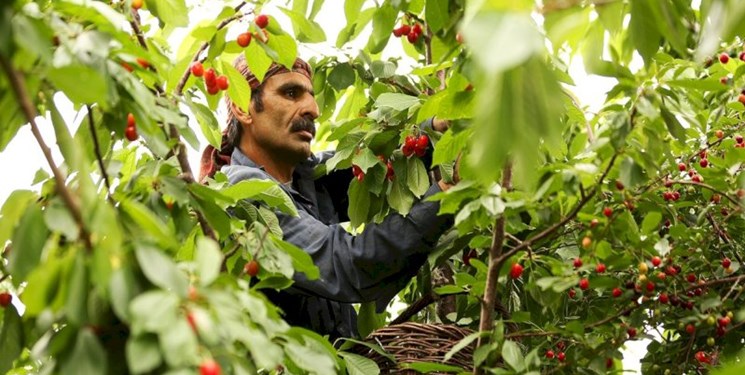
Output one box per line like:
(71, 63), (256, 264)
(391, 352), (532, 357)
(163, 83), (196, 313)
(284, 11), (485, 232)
(265, 72), (313, 88)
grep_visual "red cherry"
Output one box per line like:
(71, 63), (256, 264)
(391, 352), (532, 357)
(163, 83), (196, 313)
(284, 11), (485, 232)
(627, 327), (637, 338)
(603, 207), (613, 218)
(568, 289), (576, 299)
(204, 68), (217, 86)
(700, 158), (708, 168)
(646, 282), (655, 292)
(416, 134), (429, 150)
(131, 0), (143, 10)
(402, 144), (414, 157)
(686, 324), (695, 334)
(672, 191), (680, 200)
(651, 256), (661, 267)
(615, 180), (624, 190)
(207, 84), (220, 95)
(237, 32), (252, 47)
(386, 161), (395, 181)
(244, 260), (260, 277)
(736, 134), (744, 144)
(412, 23), (422, 36)
(695, 351), (710, 364)
(665, 265), (678, 276)
(200, 359), (222, 375)
(720, 76), (730, 85)
(121, 61), (134, 72)
(510, 263), (524, 279)
(659, 293), (669, 304)
(216, 75), (229, 90)
(692, 174), (702, 183)
(677, 162), (686, 171)
(573, 258), (583, 268)
(719, 53), (730, 64)
(687, 273), (696, 283)
(414, 146), (426, 157)
(718, 316), (731, 327)
(715, 130), (724, 139)
(612, 287), (623, 298)
(127, 113), (136, 128)
(255, 14), (269, 29)
(579, 278), (590, 290)
(125, 125), (138, 141)
(557, 352), (565, 362)
(589, 218), (599, 228)
(352, 165), (363, 177)
(462, 249), (477, 266)
(0, 292), (12, 307)
(136, 57), (150, 69)
(739, 93), (745, 106)
(392, 25), (410, 37)
(740, 52), (745, 61)
(596, 263), (606, 273)
(406, 31), (419, 43)
(722, 257), (732, 268)
(545, 350), (555, 359)
(190, 62), (204, 77)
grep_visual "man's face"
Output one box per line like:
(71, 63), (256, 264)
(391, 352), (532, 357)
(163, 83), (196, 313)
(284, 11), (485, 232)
(245, 72), (319, 165)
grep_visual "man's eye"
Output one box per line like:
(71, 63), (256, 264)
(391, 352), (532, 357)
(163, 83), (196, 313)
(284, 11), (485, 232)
(286, 88), (298, 98)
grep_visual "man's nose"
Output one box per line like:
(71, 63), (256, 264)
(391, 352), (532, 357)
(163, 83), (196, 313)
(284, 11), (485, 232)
(301, 94), (320, 120)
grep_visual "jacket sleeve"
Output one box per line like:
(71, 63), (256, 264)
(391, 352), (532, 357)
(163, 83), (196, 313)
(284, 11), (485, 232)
(277, 183), (452, 307)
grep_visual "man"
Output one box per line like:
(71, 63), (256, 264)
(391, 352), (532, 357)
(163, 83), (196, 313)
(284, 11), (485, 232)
(200, 55), (454, 340)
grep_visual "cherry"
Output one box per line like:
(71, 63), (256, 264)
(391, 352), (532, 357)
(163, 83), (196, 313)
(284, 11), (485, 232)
(402, 135), (416, 157)
(672, 191), (680, 200)
(190, 62), (204, 77)
(596, 263), (606, 273)
(0, 292), (12, 307)
(711, 194), (721, 204)
(557, 352), (566, 362)
(204, 68), (217, 87)
(627, 327), (637, 339)
(573, 258), (583, 269)
(200, 359), (222, 375)
(456, 32), (464, 44)
(605, 358), (613, 369)
(691, 174), (702, 183)
(579, 278), (590, 290)
(136, 57), (150, 69)
(720, 76), (730, 85)
(215, 76), (229, 90)
(722, 257), (732, 268)
(638, 262), (649, 274)
(659, 292), (669, 304)
(127, 113), (136, 128)
(207, 84), (220, 95)
(121, 61), (134, 72)
(695, 351), (710, 364)
(741, 52), (745, 61)
(699, 158), (708, 168)
(568, 289), (576, 299)
(416, 134), (429, 150)
(646, 282), (655, 292)
(581, 236), (592, 249)
(462, 249), (477, 266)
(545, 349), (555, 359)
(699, 149), (707, 159)
(736, 134), (744, 144)
(651, 256), (661, 267)
(411, 23), (422, 36)
(125, 114), (138, 141)
(740, 93), (745, 106)
(612, 287), (622, 298)
(237, 32), (252, 48)
(510, 263), (524, 279)
(685, 324), (695, 334)
(718, 316), (731, 327)
(665, 266), (677, 276)
(677, 162), (687, 171)
(407, 32), (419, 43)
(244, 259), (260, 277)
(255, 14), (269, 29)
(589, 218), (599, 228)
(719, 53), (730, 64)
(715, 130), (724, 139)
(615, 180), (624, 190)
(132, 0), (143, 10)
(603, 207), (613, 218)
(385, 160), (395, 181)
(392, 24), (411, 38)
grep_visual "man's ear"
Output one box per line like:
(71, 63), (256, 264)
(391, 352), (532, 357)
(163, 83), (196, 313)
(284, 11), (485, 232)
(229, 101), (252, 125)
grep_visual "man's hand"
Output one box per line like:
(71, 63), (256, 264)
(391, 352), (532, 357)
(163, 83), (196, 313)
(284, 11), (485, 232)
(433, 118), (450, 133)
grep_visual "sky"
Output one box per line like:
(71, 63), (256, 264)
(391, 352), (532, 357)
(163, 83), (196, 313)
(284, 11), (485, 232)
(0, 0), (650, 372)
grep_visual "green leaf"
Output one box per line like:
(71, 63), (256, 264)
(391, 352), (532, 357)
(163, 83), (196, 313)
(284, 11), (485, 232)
(366, 4), (397, 54)
(264, 33), (298, 70)
(0, 190), (37, 249)
(660, 105), (686, 144)
(243, 41), (274, 84)
(434, 285), (465, 295)
(348, 180), (370, 227)
(49, 100), (85, 171)
(129, 290), (179, 334)
(284, 340), (337, 374)
(375, 93), (420, 111)
(195, 237), (223, 286)
(339, 352), (380, 375)
(628, 0), (661, 63)
(59, 329), (108, 375)
(279, 7), (327, 43)
(221, 179), (297, 216)
(221, 60), (253, 114)
(344, 0), (365, 23)
(328, 63), (356, 91)
(149, 0), (189, 27)
(159, 317), (199, 367)
(425, 0), (448, 33)
(0, 304), (23, 375)
(109, 266), (139, 323)
(47, 65), (108, 106)
(401, 362), (464, 373)
(388, 174), (414, 215)
(135, 245), (189, 296)
(462, 11), (543, 74)
(407, 157), (430, 197)
(502, 340), (525, 372)
(357, 301), (386, 338)
(432, 128), (469, 166)
(269, 234), (320, 280)
(444, 332), (482, 361)
(119, 198), (179, 250)
(352, 148), (380, 171)
(65, 251), (89, 326)
(44, 201), (79, 240)
(8, 203), (49, 283)
(641, 211), (662, 235)
(186, 99), (222, 149)
(126, 334), (163, 374)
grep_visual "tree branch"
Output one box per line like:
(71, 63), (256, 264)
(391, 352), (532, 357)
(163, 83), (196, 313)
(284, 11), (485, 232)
(0, 55), (93, 251)
(684, 274), (745, 292)
(671, 180), (743, 208)
(86, 105), (112, 197)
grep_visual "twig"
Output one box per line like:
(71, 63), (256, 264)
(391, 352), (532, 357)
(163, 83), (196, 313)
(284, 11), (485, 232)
(474, 161), (512, 374)
(0, 55), (93, 252)
(684, 274), (745, 292)
(174, 2), (248, 96)
(129, 9), (149, 52)
(391, 291), (438, 325)
(671, 180), (742, 208)
(721, 277), (741, 302)
(220, 242), (242, 272)
(506, 233), (532, 259)
(86, 105), (112, 197)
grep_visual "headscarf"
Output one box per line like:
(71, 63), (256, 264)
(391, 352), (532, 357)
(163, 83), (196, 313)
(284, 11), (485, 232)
(198, 56), (313, 183)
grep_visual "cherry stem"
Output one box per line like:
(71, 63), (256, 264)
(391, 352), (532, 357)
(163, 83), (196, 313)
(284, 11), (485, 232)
(86, 105), (113, 200)
(0, 55), (93, 252)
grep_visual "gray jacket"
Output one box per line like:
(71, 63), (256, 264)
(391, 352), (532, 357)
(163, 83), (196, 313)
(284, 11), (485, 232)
(222, 147), (451, 339)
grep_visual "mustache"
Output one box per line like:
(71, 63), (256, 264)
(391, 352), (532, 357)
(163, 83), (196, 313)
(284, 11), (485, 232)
(290, 116), (316, 137)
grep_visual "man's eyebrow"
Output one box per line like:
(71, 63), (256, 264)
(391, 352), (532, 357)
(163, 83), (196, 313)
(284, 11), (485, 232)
(276, 82), (315, 96)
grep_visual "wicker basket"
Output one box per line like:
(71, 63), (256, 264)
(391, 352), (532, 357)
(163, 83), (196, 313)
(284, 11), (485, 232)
(351, 322), (475, 374)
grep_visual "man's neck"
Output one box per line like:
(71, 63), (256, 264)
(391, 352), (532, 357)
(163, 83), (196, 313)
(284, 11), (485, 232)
(239, 145), (295, 183)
